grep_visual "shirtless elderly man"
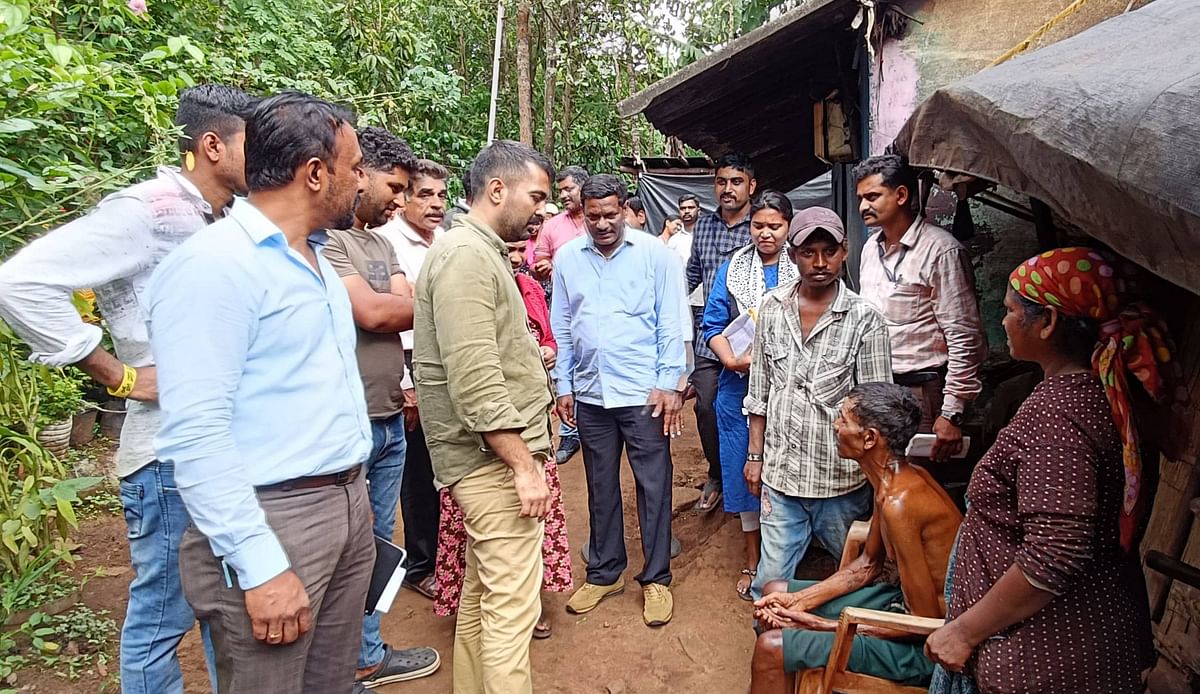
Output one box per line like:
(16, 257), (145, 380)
(751, 382), (962, 692)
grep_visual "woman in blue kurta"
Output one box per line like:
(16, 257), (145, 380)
(702, 190), (799, 600)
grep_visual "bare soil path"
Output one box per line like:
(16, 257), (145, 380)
(14, 410), (835, 693)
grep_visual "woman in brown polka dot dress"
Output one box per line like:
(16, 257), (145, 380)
(925, 248), (1173, 693)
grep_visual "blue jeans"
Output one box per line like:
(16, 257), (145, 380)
(119, 460), (216, 694)
(750, 483), (871, 600)
(359, 412), (408, 670)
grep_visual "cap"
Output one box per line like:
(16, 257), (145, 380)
(788, 207), (845, 246)
(543, 202), (560, 216)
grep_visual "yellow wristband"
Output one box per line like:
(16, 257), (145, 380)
(107, 364), (137, 398)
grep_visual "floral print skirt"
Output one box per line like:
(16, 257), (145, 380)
(433, 458), (574, 616)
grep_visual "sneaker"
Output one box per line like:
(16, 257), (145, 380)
(565, 581), (625, 615)
(555, 435), (581, 464)
(358, 644), (440, 688)
(642, 583), (673, 627)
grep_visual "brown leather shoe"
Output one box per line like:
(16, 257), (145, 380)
(403, 575), (437, 600)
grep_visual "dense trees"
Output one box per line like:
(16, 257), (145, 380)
(0, 0), (793, 252)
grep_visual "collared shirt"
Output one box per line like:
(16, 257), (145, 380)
(685, 209), (752, 360)
(374, 215), (443, 353)
(550, 230), (688, 408)
(744, 281), (893, 498)
(858, 218), (987, 413)
(666, 228), (693, 268)
(533, 211), (586, 261)
(322, 227), (407, 419)
(0, 166), (212, 477)
(412, 214), (553, 488)
(148, 199), (372, 589)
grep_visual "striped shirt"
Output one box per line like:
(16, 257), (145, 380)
(744, 280), (893, 498)
(858, 218), (986, 414)
(685, 209), (752, 360)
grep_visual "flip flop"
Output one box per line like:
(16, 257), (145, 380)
(736, 568), (756, 601)
(694, 478), (723, 513)
(533, 615), (552, 639)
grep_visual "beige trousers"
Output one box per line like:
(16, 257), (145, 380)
(450, 462), (545, 694)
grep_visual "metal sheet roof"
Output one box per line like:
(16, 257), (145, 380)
(619, 0), (862, 190)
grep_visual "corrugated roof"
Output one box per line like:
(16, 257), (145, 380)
(619, 0), (862, 190)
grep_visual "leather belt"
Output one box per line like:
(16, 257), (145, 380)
(255, 465), (361, 493)
(893, 365), (948, 387)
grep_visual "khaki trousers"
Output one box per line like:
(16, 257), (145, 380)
(180, 476), (374, 694)
(450, 462), (545, 694)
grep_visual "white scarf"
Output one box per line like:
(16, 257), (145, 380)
(725, 244), (798, 315)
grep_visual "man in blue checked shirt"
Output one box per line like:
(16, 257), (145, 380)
(551, 173), (687, 629)
(148, 92), (375, 694)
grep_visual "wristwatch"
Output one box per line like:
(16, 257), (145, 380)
(940, 410), (963, 427)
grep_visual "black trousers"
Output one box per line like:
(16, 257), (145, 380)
(576, 402), (673, 587)
(401, 351), (440, 581)
(690, 355), (723, 482)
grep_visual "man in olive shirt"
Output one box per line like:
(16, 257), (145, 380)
(412, 139), (555, 694)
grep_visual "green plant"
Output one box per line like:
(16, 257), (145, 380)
(0, 325), (101, 604)
(34, 372), (83, 427)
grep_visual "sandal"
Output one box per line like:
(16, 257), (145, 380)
(403, 575), (438, 601)
(736, 568), (756, 601)
(533, 614), (552, 639)
(694, 477), (723, 513)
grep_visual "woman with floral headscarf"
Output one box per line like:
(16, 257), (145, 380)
(925, 247), (1175, 693)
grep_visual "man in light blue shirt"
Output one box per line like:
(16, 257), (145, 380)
(552, 174), (687, 628)
(148, 91), (374, 694)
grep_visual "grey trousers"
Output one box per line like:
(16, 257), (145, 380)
(180, 475), (375, 694)
(577, 402), (673, 587)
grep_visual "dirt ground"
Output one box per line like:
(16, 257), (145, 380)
(14, 410), (836, 693)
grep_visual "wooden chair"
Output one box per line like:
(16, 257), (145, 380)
(793, 521), (945, 694)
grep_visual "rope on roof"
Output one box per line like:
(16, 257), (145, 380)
(990, 0), (1094, 66)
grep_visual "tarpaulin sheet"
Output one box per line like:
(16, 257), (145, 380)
(894, 0), (1200, 294)
(635, 171), (834, 235)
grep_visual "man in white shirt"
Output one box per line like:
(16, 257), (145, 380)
(0, 84), (256, 694)
(665, 215), (694, 268)
(373, 158), (450, 599)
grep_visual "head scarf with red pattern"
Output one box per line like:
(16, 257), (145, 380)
(1009, 247), (1178, 551)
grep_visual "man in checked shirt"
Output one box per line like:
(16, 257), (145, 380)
(853, 155), (986, 464)
(743, 208), (893, 601)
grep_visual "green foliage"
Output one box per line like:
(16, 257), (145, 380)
(0, 324), (101, 603)
(34, 371), (83, 427)
(0, 604), (116, 684)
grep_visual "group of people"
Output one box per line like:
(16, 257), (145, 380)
(0, 80), (1177, 694)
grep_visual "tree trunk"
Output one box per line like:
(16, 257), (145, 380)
(542, 9), (557, 156)
(516, 0), (533, 144)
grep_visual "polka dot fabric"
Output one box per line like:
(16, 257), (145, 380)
(1008, 247), (1180, 549)
(948, 373), (1153, 693)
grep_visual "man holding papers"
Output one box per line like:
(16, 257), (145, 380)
(742, 207), (893, 601)
(701, 191), (799, 601)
